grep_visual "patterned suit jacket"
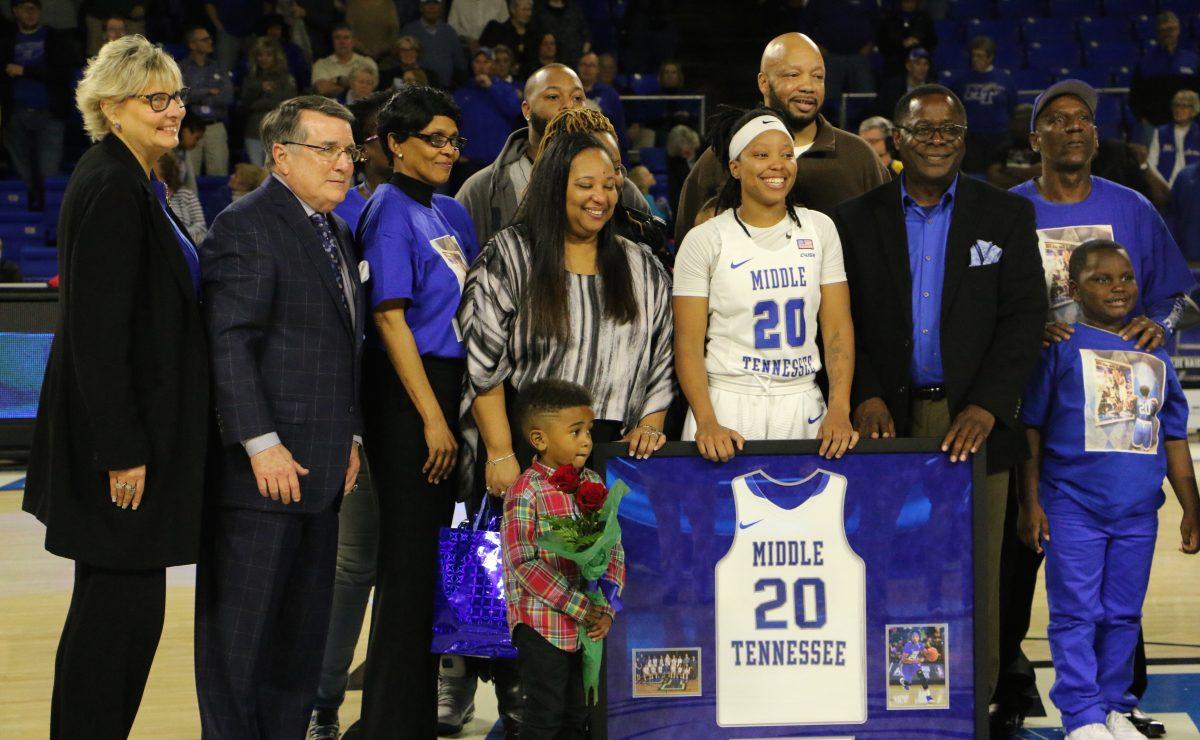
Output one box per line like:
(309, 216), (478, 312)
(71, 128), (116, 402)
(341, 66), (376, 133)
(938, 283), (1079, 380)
(200, 175), (365, 513)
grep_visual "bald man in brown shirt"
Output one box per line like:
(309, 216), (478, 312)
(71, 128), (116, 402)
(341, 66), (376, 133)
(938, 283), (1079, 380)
(675, 32), (887, 243)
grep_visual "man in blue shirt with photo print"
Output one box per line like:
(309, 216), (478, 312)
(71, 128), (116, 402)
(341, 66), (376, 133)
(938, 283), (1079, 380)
(997, 78), (1197, 738)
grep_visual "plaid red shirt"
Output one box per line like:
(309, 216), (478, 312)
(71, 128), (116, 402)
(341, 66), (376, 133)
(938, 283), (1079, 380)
(502, 459), (626, 652)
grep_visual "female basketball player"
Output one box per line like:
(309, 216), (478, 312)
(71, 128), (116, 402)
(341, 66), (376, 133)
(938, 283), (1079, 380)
(673, 108), (858, 461)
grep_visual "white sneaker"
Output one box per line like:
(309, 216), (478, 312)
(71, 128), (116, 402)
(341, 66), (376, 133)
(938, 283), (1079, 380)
(1065, 723), (1115, 740)
(1107, 710), (1148, 740)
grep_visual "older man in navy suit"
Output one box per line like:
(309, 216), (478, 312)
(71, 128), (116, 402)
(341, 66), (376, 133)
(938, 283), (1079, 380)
(196, 95), (366, 739)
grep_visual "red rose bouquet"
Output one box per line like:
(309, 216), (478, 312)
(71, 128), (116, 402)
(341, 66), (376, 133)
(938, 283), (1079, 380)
(538, 465), (629, 704)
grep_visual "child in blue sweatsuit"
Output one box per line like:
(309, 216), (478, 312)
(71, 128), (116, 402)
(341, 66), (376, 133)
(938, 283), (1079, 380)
(1020, 239), (1200, 740)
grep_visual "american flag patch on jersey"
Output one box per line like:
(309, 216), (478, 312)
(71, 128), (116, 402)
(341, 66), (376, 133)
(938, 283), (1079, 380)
(796, 238), (814, 250)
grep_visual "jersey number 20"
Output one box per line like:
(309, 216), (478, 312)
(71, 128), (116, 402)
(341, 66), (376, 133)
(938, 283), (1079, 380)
(754, 577), (826, 629)
(753, 299), (806, 350)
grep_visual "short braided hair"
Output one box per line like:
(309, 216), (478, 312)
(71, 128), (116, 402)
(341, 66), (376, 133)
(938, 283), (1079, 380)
(536, 107), (617, 159)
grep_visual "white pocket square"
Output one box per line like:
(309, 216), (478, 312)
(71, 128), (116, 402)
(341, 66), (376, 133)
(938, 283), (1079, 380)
(358, 260), (371, 283)
(970, 240), (1003, 267)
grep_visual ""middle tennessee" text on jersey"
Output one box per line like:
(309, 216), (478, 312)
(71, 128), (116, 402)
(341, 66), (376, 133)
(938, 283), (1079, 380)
(750, 266), (807, 291)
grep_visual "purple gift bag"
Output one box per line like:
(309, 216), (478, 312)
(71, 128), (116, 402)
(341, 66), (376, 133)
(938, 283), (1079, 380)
(431, 497), (518, 659)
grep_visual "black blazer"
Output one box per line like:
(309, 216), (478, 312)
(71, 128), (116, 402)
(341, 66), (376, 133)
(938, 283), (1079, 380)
(200, 176), (365, 514)
(834, 175), (1047, 473)
(23, 135), (210, 569)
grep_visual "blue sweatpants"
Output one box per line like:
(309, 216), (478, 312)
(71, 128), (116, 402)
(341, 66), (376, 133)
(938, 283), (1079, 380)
(1043, 495), (1158, 732)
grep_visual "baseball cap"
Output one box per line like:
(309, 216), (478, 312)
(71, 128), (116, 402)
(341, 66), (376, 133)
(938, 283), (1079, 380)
(908, 47), (930, 61)
(1030, 78), (1098, 132)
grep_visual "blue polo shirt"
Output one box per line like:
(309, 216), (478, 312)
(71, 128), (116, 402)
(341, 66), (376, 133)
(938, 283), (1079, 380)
(1167, 162), (1200, 260)
(902, 174), (958, 387)
(12, 26), (48, 109)
(333, 185), (368, 235)
(1137, 45), (1199, 78)
(1022, 323), (1188, 518)
(1011, 176), (1195, 327)
(953, 67), (1016, 135)
(357, 173), (480, 359)
(453, 77), (522, 164)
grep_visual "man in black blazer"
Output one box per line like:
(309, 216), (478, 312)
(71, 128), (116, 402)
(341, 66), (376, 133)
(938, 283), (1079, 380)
(834, 84), (1047, 716)
(196, 96), (366, 739)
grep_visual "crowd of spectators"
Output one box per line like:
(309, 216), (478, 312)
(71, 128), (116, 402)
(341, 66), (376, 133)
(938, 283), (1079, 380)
(786, 1), (1200, 262)
(0, 0), (699, 240)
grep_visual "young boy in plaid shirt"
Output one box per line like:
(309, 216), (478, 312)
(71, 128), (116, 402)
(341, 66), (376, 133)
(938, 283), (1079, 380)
(501, 379), (625, 739)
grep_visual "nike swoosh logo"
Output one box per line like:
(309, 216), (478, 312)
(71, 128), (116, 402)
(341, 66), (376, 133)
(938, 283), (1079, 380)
(730, 259), (752, 270)
(738, 519), (764, 529)
(807, 413), (824, 424)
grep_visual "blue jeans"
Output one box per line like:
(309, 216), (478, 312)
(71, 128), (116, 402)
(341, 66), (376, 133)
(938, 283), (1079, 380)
(5, 106), (63, 204)
(313, 459), (378, 711)
(244, 138), (266, 168)
(1043, 495), (1157, 732)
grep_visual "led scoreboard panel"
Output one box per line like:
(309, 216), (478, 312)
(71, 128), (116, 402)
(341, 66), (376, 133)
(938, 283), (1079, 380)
(0, 285), (57, 456)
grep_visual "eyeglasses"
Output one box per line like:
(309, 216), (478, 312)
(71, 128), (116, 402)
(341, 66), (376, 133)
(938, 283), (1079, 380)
(614, 163), (627, 177)
(283, 140), (366, 163)
(897, 122), (967, 143)
(130, 87), (189, 112)
(407, 131), (468, 150)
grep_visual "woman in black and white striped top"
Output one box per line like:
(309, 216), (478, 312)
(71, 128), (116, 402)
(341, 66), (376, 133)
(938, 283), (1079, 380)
(458, 130), (675, 496)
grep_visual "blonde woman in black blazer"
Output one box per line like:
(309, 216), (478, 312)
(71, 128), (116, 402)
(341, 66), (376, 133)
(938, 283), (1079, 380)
(22, 36), (209, 739)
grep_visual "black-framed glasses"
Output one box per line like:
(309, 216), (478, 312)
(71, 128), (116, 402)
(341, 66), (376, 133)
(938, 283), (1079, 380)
(897, 122), (967, 143)
(283, 140), (366, 163)
(407, 131), (468, 150)
(130, 87), (189, 112)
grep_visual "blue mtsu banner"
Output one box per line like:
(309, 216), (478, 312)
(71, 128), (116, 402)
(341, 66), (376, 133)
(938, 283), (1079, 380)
(596, 440), (986, 738)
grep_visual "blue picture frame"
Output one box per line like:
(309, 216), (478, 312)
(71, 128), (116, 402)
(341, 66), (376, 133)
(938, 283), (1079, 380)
(594, 439), (987, 738)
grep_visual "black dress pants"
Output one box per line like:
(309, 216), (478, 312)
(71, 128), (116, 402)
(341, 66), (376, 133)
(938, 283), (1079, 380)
(510, 418), (621, 740)
(513, 624), (588, 740)
(51, 561), (166, 739)
(359, 352), (461, 739)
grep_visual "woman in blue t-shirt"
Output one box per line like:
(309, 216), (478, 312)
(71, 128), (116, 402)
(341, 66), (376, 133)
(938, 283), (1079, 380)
(355, 85), (481, 736)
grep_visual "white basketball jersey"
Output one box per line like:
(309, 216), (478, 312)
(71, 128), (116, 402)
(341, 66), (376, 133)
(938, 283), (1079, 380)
(714, 469), (867, 727)
(704, 208), (831, 391)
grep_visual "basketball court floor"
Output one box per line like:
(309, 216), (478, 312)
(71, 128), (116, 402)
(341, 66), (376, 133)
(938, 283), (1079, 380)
(2, 466), (1197, 739)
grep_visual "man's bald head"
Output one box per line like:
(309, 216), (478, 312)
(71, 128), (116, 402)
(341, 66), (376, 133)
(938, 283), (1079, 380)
(757, 32), (826, 132)
(760, 32), (822, 74)
(524, 63), (582, 99)
(522, 63), (586, 146)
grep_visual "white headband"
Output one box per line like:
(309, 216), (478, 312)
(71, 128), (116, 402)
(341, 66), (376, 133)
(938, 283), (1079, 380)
(728, 115), (793, 162)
